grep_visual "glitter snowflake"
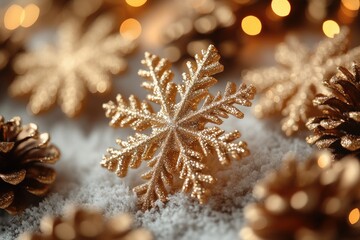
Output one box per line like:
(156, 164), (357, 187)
(242, 27), (360, 136)
(102, 45), (255, 210)
(9, 15), (136, 117)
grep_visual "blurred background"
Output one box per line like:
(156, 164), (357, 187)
(1, 0), (360, 70)
(0, 0), (360, 118)
(0, 2), (359, 238)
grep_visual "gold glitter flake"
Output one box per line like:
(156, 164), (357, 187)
(243, 27), (360, 136)
(9, 15), (136, 117)
(102, 45), (255, 210)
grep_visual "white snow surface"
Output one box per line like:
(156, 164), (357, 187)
(0, 52), (314, 239)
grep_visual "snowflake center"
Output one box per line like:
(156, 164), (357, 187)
(295, 64), (324, 85)
(58, 49), (88, 74)
(168, 119), (179, 131)
(58, 54), (78, 73)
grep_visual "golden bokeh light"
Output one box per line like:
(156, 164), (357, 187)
(322, 20), (340, 38)
(4, 4), (23, 30)
(4, 4), (40, 30)
(125, 0), (147, 7)
(21, 4), (40, 28)
(317, 154), (331, 168)
(342, 0), (360, 11)
(349, 208), (360, 225)
(120, 18), (142, 41)
(241, 15), (262, 36)
(271, 0), (291, 17)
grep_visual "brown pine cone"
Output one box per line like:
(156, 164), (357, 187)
(306, 62), (360, 159)
(240, 152), (360, 240)
(20, 207), (153, 240)
(0, 116), (60, 214)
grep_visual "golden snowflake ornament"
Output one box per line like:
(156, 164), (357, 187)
(102, 45), (255, 210)
(9, 15), (136, 117)
(242, 27), (360, 136)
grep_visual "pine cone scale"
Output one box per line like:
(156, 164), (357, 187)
(321, 97), (353, 113)
(25, 165), (56, 184)
(21, 146), (60, 164)
(24, 180), (51, 196)
(315, 138), (339, 149)
(0, 190), (14, 208)
(0, 169), (26, 185)
(319, 119), (344, 129)
(0, 142), (15, 153)
(347, 112), (360, 122)
(341, 135), (360, 151)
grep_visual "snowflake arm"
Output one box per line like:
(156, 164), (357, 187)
(59, 72), (86, 117)
(254, 81), (298, 118)
(179, 127), (249, 165)
(177, 137), (214, 205)
(101, 131), (166, 178)
(103, 94), (165, 131)
(133, 133), (175, 210)
(138, 52), (177, 116)
(175, 45), (224, 119)
(312, 27), (349, 65)
(242, 67), (290, 92)
(274, 37), (310, 67)
(281, 83), (318, 136)
(328, 46), (360, 72)
(179, 82), (255, 126)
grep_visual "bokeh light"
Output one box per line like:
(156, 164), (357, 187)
(120, 18), (142, 41)
(4, 4), (40, 30)
(349, 208), (360, 225)
(271, 0), (291, 17)
(317, 154), (331, 168)
(341, 0), (360, 11)
(4, 4), (23, 30)
(322, 20), (340, 38)
(126, 0), (147, 7)
(241, 16), (262, 36)
(21, 4), (40, 28)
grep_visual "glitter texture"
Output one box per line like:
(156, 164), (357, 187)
(9, 15), (136, 117)
(102, 45), (255, 210)
(242, 27), (360, 136)
(307, 62), (360, 159)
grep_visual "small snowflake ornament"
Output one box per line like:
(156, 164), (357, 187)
(102, 45), (255, 210)
(9, 15), (136, 117)
(242, 27), (360, 136)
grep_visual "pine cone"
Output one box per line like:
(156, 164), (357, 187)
(306, 62), (360, 159)
(20, 207), (153, 240)
(240, 152), (360, 240)
(0, 116), (60, 214)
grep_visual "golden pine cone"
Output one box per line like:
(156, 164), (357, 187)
(0, 116), (60, 214)
(20, 207), (153, 240)
(240, 152), (360, 240)
(307, 62), (360, 159)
